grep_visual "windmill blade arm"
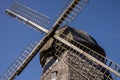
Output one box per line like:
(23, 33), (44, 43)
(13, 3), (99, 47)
(6, 9), (49, 34)
(52, 0), (88, 30)
(5, 2), (50, 34)
(0, 40), (42, 80)
(53, 34), (120, 80)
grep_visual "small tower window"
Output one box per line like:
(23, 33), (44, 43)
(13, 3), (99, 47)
(51, 71), (57, 80)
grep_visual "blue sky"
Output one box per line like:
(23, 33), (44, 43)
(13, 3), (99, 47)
(0, 0), (120, 80)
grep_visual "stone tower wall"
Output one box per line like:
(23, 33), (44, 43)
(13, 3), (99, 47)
(41, 50), (107, 80)
(41, 51), (69, 80)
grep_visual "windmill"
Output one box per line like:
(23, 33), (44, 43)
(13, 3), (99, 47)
(0, 0), (120, 80)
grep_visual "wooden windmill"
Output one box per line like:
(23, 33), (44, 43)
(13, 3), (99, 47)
(0, 0), (120, 80)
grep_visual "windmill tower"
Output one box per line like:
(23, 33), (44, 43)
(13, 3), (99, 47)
(0, 0), (120, 80)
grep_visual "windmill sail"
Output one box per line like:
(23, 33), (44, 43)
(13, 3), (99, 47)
(5, 2), (50, 34)
(0, 40), (41, 80)
(54, 34), (120, 80)
(51, 0), (88, 32)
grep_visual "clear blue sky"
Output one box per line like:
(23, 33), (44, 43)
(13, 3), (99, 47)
(0, 0), (120, 80)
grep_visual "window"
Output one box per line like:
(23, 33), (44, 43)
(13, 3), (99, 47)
(51, 71), (57, 80)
